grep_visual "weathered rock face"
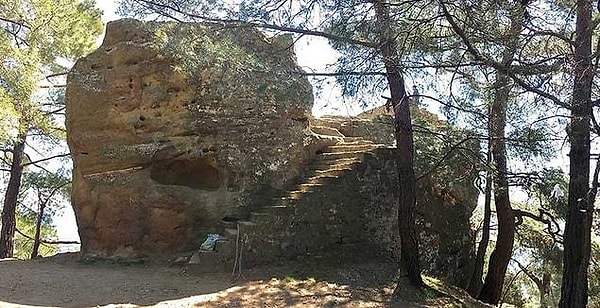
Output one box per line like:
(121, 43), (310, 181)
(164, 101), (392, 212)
(312, 106), (479, 287)
(66, 19), (315, 258)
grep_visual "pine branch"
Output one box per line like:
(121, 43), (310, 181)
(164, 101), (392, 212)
(299, 71), (386, 77)
(15, 228), (79, 245)
(439, 1), (569, 109)
(416, 136), (479, 181)
(23, 153), (70, 167)
(0, 17), (30, 29)
(131, 0), (379, 48)
(513, 258), (543, 289)
(513, 208), (562, 243)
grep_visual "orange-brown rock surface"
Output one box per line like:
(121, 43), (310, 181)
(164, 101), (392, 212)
(66, 19), (315, 258)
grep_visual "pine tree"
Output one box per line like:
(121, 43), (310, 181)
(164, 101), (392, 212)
(0, 0), (102, 258)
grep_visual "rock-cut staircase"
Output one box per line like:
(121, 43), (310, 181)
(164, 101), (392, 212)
(187, 122), (384, 271)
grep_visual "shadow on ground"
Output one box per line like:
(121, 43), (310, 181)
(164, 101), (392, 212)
(0, 250), (489, 307)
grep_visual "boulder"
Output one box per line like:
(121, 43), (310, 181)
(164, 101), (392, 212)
(66, 19), (315, 258)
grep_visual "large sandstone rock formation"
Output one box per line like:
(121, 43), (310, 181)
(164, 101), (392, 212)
(66, 19), (478, 286)
(66, 19), (317, 258)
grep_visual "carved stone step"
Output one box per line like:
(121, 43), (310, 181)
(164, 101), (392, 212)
(260, 205), (293, 214)
(238, 220), (257, 227)
(318, 151), (365, 160)
(343, 136), (366, 142)
(322, 144), (378, 153)
(313, 156), (361, 164)
(250, 211), (273, 221)
(337, 139), (374, 146)
(309, 125), (344, 137)
(312, 168), (352, 178)
(295, 183), (323, 192)
(302, 173), (346, 184)
(304, 175), (341, 185)
(283, 189), (318, 200)
(310, 160), (360, 171)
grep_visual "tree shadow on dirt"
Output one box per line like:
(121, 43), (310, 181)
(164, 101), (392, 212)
(0, 248), (488, 307)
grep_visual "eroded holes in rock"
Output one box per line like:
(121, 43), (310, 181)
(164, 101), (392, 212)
(150, 158), (221, 190)
(128, 78), (134, 89)
(139, 115), (146, 121)
(167, 86), (180, 93)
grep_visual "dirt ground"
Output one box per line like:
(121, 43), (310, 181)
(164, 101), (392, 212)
(0, 253), (486, 307)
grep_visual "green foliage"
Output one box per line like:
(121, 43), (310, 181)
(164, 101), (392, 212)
(501, 270), (529, 307)
(0, 0), (103, 138)
(8, 169), (70, 259)
(151, 22), (266, 79)
(0, 0), (101, 259)
(412, 106), (481, 202)
(125, 20), (312, 107)
(20, 169), (71, 220)
(517, 168), (568, 218)
(13, 213), (57, 259)
(507, 170), (567, 307)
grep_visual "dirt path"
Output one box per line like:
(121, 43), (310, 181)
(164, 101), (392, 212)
(0, 253), (487, 307)
(0, 254), (229, 307)
(0, 253), (401, 307)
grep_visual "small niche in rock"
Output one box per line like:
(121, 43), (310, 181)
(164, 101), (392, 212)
(219, 216), (239, 229)
(150, 157), (221, 191)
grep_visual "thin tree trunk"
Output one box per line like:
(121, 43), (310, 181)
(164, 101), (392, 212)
(373, 0), (423, 287)
(466, 143), (492, 296)
(559, 1), (594, 306)
(516, 259), (551, 308)
(30, 201), (45, 259)
(540, 270), (551, 308)
(0, 133), (27, 259)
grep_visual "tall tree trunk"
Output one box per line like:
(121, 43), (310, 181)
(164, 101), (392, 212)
(559, 1), (594, 306)
(30, 201), (45, 259)
(466, 142), (493, 296)
(477, 71), (515, 304)
(373, 0), (423, 287)
(0, 133), (27, 259)
(476, 4), (527, 303)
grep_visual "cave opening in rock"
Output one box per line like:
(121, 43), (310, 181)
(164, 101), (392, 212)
(150, 158), (221, 190)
